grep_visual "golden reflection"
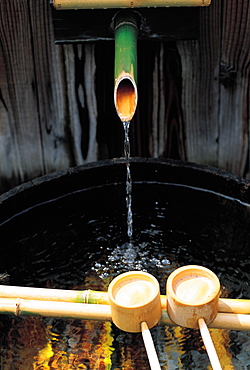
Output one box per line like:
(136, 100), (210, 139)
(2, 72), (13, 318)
(120, 345), (134, 369)
(31, 318), (114, 370)
(1, 312), (236, 370)
(1, 316), (48, 369)
(33, 325), (55, 369)
(100, 322), (114, 369)
(209, 329), (234, 370)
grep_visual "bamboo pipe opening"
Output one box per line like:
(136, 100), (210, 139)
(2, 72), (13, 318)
(114, 74), (138, 122)
(114, 11), (138, 122)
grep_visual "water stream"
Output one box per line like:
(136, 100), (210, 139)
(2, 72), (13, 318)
(123, 121), (133, 239)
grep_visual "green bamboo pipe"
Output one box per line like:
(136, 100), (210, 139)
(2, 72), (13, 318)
(53, 0), (211, 9)
(114, 11), (138, 123)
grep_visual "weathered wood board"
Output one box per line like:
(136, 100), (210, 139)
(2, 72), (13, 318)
(0, 0), (249, 194)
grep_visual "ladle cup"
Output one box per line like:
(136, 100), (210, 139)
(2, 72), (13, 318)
(166, 265), (220, 329)
(108, 271), (162, 369)
(108, 270), (162, 333)
(166, 265), (222, 370)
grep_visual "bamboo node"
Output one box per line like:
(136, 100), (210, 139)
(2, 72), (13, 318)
(15, 298), (21, 316)
(83, 289), (90, 304)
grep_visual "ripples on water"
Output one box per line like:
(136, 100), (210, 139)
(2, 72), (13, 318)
(0, 183), (250, 369)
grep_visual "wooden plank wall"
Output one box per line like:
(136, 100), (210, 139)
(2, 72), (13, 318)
(0, 0), (249, 194)
(178, 1), (250, 177)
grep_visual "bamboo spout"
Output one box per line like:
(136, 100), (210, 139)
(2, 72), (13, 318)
(114, 11), (138, 122)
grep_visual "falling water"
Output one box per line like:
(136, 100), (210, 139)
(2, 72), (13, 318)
(123, 121), (133, 238)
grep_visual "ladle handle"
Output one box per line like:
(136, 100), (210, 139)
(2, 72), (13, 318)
(141, 321), (161, 370)
(198, 318), (222, 370)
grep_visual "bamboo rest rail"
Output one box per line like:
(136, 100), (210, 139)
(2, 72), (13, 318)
(1, 297), (250, 331)
(1, 286), (250, 331)
(1, 285), (250, 314)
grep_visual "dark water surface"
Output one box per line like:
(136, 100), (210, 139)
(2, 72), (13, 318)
(1, 182), (250, 369)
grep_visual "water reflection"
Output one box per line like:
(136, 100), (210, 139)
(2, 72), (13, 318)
(1, 305), (115, 369)
(0, 314), (237, 369)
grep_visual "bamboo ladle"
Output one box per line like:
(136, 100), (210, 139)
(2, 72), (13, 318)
(108, 271), (162, 370)
(167, 265), (222, 370)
